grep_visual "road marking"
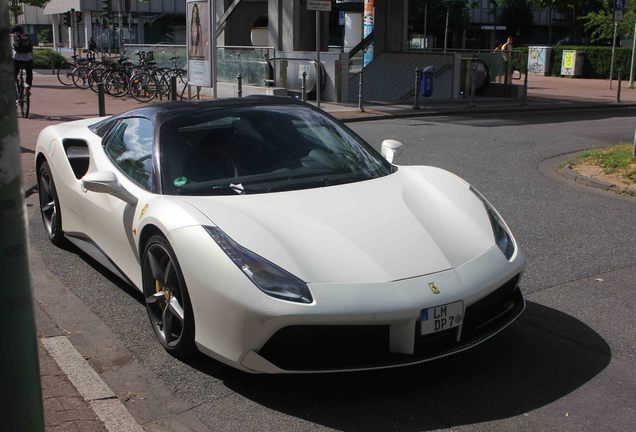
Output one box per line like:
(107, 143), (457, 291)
(41, 336), (145, 432)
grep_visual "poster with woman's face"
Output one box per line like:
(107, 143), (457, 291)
(187, 0), (212, 86)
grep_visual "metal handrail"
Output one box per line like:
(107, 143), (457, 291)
(348, 32), (374, 59)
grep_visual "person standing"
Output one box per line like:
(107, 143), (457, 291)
(492, 40), (503, 83)
(501, 36), (513, 85)
(88, 37), (97, 59)
(11, 25), (33, 95)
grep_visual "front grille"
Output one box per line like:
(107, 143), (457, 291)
(258, 275), (524, 371)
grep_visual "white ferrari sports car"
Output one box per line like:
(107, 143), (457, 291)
(35, 96), (526, 373)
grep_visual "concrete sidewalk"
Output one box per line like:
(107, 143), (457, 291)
(19, 70), (636, 432)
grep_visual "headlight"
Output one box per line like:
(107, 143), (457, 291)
(470, 187), (516, 261)
(204, 226), (313, 304)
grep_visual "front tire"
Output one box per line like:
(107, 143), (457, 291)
(37, 161), (66, 246)
(142, 235), (196, 357)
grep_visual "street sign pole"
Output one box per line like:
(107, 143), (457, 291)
(610, 19), (618, 89)
(610, 1), (625, 89)
(307, 0), (331, 108)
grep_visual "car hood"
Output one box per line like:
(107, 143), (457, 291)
(184, 166), (496, 284)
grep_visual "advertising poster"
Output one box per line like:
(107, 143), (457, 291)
(187, 0), (212, 87)
(363, 0), (374, 66)
(561, 50), (575, 76)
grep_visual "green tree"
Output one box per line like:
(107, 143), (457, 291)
(499, 0), (534, 42)
(580, 0), (636, 44)
(9, 0), (50, 25)
(553, 0), (604, 44)
(580, 2), (614, 44)
(408, 0), (470, 48)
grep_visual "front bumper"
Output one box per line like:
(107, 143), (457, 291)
(255, 274), (523, 372)
(173, 225), (526, 373)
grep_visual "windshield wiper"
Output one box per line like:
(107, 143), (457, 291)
(264, 175), (372, 192)
(177, 183), (247, 196)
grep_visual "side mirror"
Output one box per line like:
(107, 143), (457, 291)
(82, 171), (138, 206)
(381, 139), (404, 163)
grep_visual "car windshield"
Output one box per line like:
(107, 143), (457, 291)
(159, 104), (394, 195)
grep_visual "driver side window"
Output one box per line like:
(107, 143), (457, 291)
(105, 117), (155, 190)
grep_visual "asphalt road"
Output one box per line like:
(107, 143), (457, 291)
(29, 108), (636, 431)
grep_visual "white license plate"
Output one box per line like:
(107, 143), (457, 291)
(420, 301), (464, 335)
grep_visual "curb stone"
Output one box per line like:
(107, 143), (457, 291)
(558, 163), (636, 196)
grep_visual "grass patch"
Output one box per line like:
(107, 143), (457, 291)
(577, 144), (636, 184)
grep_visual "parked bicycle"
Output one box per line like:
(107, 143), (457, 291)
(16, 64), (30, 118)
(56, 54), (95, 87)
(55, 50), (199, 105)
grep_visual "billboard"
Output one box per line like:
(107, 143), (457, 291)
(187, 0), (213, 87)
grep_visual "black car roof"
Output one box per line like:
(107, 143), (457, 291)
(117, 95), (307, 125)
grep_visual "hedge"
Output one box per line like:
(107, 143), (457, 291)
(550, 46), (632, 79)
(33, 48), (65, 69)
(511, 46), (631, 79)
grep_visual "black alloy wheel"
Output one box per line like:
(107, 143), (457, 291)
(142, 235), (196, 356)
(37, 161), (66, 246)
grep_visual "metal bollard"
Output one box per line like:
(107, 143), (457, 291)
(617, 69), (622, 103)
(97, 81), (106, 117)
(522, 66), (529, 106)
(237, 73), (243, 97)
(358, 68), (365, 112)
(301, 71), (307, 102)
(413, 67), (421, 110)
(170, 75), (177, 101)
(187, 85), (192, 101)
(470, 62), (476, 108)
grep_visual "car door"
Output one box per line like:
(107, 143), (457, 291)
(79, 116), (156, 286)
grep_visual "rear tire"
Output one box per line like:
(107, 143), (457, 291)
(23, 85), (30, 118)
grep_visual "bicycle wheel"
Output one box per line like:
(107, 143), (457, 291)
(16, 82), (25, 117)
(87, 67), (107, 93)
(72, 66), (91, 89)
(23, 85), (30, 118)
(129, 72), (158, 102)
(104, 70), (129, 97)
(57, 61), (75, 86)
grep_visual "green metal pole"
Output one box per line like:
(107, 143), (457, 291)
(629, 18), (636, 89)
(0, 1), (45, 431)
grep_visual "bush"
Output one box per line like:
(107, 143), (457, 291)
(33, 48), (65, 69)
(550, 46), (631, 78)
(37, 28), (51, 43)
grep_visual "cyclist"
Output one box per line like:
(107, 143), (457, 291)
(11, 25), (34, 96)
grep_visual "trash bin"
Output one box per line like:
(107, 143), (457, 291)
(420, 66), (434, 98)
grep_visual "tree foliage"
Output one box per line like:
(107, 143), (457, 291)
(408, 0), (470, 48)
(9, 0), (50, 25)
(499, 0), (535, 41)
(580, 0), (636, 44)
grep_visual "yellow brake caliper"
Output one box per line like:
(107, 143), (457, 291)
(156, 279), (170, 301)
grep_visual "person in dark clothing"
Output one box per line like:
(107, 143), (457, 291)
(10, 25), (34, 92)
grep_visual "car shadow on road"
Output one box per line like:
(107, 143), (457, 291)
(186, 301), (610, 431)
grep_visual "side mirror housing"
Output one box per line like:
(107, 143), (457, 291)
(82, 171), (138, 206)
(381, 139), (404, 163)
